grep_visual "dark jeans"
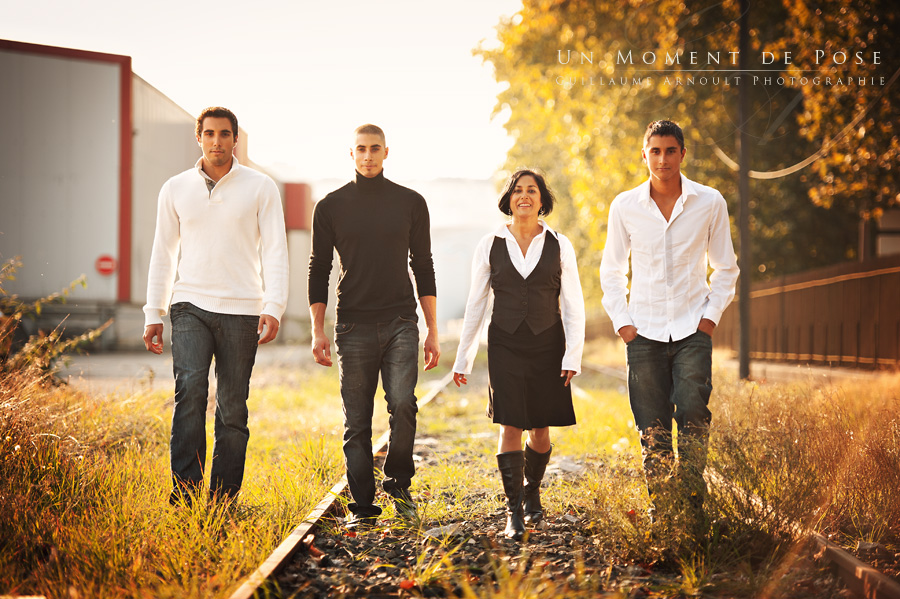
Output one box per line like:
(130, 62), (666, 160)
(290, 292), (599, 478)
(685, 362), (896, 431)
(334, 316), (419, 517)
(626, 330), (713, 496)
(169, 302), (259, 500)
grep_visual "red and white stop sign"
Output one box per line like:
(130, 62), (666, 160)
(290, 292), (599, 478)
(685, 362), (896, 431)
(95, 254), (117, 276)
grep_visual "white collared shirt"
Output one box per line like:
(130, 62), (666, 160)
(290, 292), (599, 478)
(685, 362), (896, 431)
(599, 174), (739, 343)
(452, 221), (586, 375)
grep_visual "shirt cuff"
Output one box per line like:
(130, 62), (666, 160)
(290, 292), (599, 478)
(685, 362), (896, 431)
(143, 308), (164, 327)
(701, 307), (723, 326)
(561, 358), (581, 375)
(611, 314), (635, 335)
(261, 304), (283, 323)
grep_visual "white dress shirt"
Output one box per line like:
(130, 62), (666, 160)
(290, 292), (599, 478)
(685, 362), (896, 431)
(452, 222), (586, 375)
(599, 174), (739, 343)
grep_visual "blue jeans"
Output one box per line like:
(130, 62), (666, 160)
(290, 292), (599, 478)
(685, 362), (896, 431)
(334, 316), (419, 517)
(169, 302), (259, 499)
(625, 330), (712, 490)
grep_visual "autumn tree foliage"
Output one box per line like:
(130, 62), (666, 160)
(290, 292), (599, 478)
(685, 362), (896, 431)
(478, 0), (898, 292)
(775, 0), (900, 218)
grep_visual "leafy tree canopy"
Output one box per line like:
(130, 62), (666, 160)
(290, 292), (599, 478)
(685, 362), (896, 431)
(478, 0), (898, 297)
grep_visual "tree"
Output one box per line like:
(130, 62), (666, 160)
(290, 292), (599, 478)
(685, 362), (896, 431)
(478, 0), (898, 298)
(776, 0), (900, 218)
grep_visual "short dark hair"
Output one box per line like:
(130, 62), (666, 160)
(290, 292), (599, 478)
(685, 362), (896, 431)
(643, 119), (684, 150)
(498, 169), (556, 216)
(196, 107), (238, 138)
(354, 123), (386, 145)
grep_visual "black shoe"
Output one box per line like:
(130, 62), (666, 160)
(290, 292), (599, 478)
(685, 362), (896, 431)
(209, 487), (238, 506)
(168, 490), (193, 508)
(345, 513), (378, 531)
(497, 451), (526, 540)
(390, 490), (417, 520)
(523, 445), (551, 525)
(168, 484), (200, 508)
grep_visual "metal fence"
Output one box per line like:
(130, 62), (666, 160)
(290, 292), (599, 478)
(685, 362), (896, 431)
(716, 254), (900, 368)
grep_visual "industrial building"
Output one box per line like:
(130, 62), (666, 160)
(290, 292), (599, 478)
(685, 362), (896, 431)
(0, 39), (314, 349)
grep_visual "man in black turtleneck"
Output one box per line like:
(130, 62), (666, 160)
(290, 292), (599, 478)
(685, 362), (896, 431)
(307, 124), (440, 529)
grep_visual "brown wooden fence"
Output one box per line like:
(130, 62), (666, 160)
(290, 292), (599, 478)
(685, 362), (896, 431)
(716, 254), (900, 368)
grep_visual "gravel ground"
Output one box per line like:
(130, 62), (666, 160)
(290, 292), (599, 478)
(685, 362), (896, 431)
(272, 426), (852, 599)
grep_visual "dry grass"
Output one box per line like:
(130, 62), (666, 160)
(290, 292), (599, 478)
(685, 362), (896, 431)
(0, 355), (447, 598)
(3, 334), (897, 598)
(411, 343), (899, 596)
(710, 369), (900, 546)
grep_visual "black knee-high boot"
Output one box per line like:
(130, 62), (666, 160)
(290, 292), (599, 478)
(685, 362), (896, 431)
(496, 450), (526, 540)
(523, 444), (551, 524)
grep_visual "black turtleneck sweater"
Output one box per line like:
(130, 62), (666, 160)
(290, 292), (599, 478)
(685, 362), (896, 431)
(307, 171), (436, 323)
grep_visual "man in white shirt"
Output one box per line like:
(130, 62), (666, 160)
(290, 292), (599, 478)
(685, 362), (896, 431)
(142, 107), (289, 506)
(599, 120), (739, 519)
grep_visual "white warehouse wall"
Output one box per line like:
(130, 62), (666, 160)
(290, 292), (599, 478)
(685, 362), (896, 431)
(0, 47), (120, 301)
(130, 75), (200, 305)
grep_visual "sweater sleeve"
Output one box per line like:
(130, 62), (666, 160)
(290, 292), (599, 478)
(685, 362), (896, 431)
(143, 181), (180, 326)
(409, 194), (437, 298)
(259, 177), (290, 321)
(307, 198), (334, 306)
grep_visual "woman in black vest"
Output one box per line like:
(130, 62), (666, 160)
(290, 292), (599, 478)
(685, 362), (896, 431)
(452, 169), (585, 540)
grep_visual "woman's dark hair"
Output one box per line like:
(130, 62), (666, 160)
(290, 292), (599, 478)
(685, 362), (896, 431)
(498, 169), (555, 216)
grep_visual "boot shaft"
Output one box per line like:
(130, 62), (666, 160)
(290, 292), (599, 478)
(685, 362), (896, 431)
(496, 450), (526, 506)
(496, 450), (526, 539)
(523, 444), (551, 486)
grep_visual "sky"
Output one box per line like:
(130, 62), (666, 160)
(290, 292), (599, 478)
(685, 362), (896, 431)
(0, 0), (523, 182)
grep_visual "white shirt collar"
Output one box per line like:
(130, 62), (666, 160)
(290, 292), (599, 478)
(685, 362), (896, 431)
(493, 220), (558, 240)
(638, 173), (699, 206)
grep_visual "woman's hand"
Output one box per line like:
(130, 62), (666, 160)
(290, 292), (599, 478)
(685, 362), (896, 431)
(453, 372), (468, 387)
(561, 370), (576, 387)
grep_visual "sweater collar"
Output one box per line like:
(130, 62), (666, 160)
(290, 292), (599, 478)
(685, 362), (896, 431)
(355, 169), (386, 192)
(194, 155), (241, 182)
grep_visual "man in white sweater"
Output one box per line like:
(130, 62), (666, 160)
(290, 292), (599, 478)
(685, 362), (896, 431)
(142, 107), (289, 505)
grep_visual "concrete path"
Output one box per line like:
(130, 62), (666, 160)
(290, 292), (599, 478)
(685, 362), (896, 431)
(58, 343), (312, 395)
(717, 358), (896, 385)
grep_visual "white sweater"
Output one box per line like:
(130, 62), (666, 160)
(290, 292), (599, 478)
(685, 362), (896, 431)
(143, 158), (289, 326)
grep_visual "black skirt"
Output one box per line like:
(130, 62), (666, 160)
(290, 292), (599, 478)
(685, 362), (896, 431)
(487, 320), (576, 429)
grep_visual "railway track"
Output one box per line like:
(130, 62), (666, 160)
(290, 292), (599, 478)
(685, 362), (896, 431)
(224, 362), (899, 599)
(228, 371), (455, 599)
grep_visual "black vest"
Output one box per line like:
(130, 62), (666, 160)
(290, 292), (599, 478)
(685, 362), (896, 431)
(489, 232), (562, 335)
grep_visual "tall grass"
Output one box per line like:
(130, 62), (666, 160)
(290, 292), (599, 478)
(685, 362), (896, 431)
(709, 369), (900, 546)
(412, 345), (899, 596)
(1, 348), (452, 598)
(0, 361), (350, 598)
(4, 329), (896, 598)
